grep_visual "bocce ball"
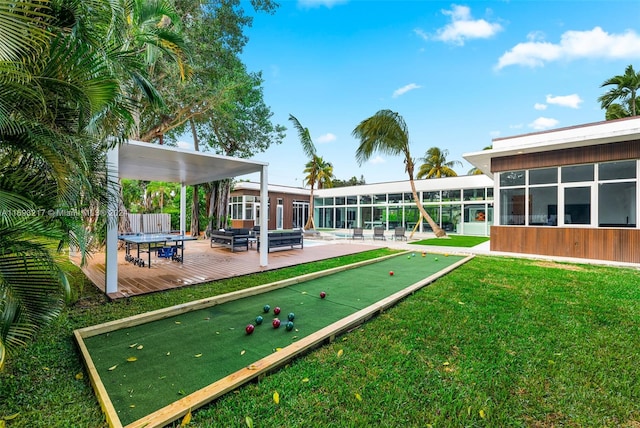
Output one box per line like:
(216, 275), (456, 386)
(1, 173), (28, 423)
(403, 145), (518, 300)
(288, 312), (295, 321)
(286, 321), (294, 331)
(273, 306), (281, 315)
(255, 315), (263, 325)
(245, 324), (255, 335)
(272, 318), (281, 329)
(263, 304), (271, 313)
(421, 251), (426, 257)
(434, 257), (439, 261)
(389, 271), (394, 276)
(320, 291), (326, 299)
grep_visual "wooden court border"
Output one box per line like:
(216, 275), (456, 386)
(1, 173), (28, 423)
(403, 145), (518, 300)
(75, 251), (474, 428)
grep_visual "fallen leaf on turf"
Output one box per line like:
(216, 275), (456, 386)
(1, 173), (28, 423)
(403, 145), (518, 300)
(129, 343), (138, 348)
(216, 332), (220, 335)
(175, 321), (181, 324)
(166, 352), (171, 356)
(75, 372), (83, 380)
(302, 378), (309, 383)
(301, 291), (307, 294)
(241, 350), (245, 355)
(273, 391), (280, 405)
(458, 301), (465, 305)
(136, 345), (143, 350)
(129, 404), (135, 408)
(245, 416), (254, 428)
(337, 349), (344, 358)
(355, 393), (362, 401)
(194, 353), (202, 358)
(467, 406), (472, 416)
(204, 317), (210, 320)
(2, 413), (18, 421)
(479, 409), (486, 419)
(275, 348), (282, 352)
(127, 357), (137, 362)
(108, 365), (118, 371)
(180, 409), (192, 426)
(442, 361), (450, 366)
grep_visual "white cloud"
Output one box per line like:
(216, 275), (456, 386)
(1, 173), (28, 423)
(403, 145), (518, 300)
(392, 83), (422, 98)
(422, 5), (503, 46)
(298, 0), (347, 8)
(546, 94), (582, 109)
(529, 117), (559, 130)
(509, 124), (524, 130)
(489, 130), (501, 138)
(316, 133), (336, 144)
(534, 103), (547, 110)
(496, 27), (640, 70)
(369, 155), (386, 165)
(176, 141), (193, 150)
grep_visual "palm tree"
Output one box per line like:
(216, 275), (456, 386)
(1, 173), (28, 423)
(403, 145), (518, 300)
(289, 114), (334, 231)
(352, 110), (446, 238)
(0, 0), (147, 370)
(598, 64), (640, 119)
(417, 147), (462, 179)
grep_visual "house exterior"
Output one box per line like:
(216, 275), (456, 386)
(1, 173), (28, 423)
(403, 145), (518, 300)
(229, 117), (640, 264)
(464, 116), (640, 264)
(229, 182), (310, 231)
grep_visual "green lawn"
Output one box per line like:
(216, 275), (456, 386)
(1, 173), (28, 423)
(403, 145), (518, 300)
(411, 235), (490, 247)
(2, 251), (640, 427)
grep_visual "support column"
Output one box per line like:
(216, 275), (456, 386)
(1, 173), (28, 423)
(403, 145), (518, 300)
(180, 184), (187, 235)
(105, 145), (119, 294)
(260, 166), (268, 267)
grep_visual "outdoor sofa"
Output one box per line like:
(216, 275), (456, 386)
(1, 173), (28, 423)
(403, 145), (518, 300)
(210, 228), (250, 252)
(256, 230), (304, 252)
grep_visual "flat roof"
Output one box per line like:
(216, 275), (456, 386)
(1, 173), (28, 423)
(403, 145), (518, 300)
(118, 140), (268, 185)
(463, 116), (640, 177)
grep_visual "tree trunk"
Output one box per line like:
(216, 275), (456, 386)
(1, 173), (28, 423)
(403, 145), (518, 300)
(304, 185), (316, 230)
(409, 178), (446, 238)
(190, 184), (199, 237)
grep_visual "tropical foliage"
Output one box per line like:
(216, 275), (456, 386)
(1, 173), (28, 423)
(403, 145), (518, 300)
(352, 110), (446, 237)
(416, 147), (462, 179)
(598, 64), (640, 120)
(0, 0), (141, 369)
(289, 114), (333, 230)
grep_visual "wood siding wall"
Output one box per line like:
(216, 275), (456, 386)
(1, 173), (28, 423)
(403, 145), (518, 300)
(491, 226), (640, 263)
(230, 190), (308, 230)
(492, 140), (640, 172)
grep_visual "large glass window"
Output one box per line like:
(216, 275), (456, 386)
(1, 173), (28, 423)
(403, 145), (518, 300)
(422, 206), (440, 231)
(230, 196), (243, 220)
(564, 187), (591, 224)
(388, 193), (402, 203)
(529, 187), (557, 226)
(335, 197), (345, 205)
(423, 191), (440, 202)
(405, 206), (420, 230)
(562, 165), (593, 183)
(403, 192), (414, 202)
(373, 194), (386, 204)
(442, 189), (461, 201)
(387, 205), (402, 229)
(441, 204), (462, 232)
(500, 170), (525, 187)
(346, 196), (357, 205)
(500, 188), (525, 225)
(335, 207), (346, 229)
(346, 207), (357, 228)
(530, 168), (558, 185)
(599, 160), (636, 180)
(463, 188), (485, 201)
(599, 182), (636, 227)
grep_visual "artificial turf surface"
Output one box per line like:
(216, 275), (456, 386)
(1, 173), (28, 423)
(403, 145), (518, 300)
(81, 252), (465, 425)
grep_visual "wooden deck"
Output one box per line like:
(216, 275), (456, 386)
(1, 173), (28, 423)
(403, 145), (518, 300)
(79, 239), (377, 300)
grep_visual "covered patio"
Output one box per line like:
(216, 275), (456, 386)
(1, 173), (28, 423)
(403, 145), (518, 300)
(102, 140), (270, 295)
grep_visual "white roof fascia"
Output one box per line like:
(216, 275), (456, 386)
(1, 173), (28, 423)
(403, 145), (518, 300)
(118, 140), (268, 185)
(464, 117), (640, 178)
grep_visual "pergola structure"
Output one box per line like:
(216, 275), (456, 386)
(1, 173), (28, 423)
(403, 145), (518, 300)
(105, 140), (269, 294)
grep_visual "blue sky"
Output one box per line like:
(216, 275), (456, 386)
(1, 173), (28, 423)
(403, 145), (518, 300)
(217, 1), (640, 186)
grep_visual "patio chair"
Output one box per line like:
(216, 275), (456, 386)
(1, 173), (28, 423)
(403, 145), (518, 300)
(351, 227), (364, 240)
(373, 227), (386, 241)
(393, 227), (407, 241)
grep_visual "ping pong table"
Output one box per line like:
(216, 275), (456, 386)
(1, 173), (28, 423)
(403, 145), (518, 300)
(118, 233), (197, 268)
